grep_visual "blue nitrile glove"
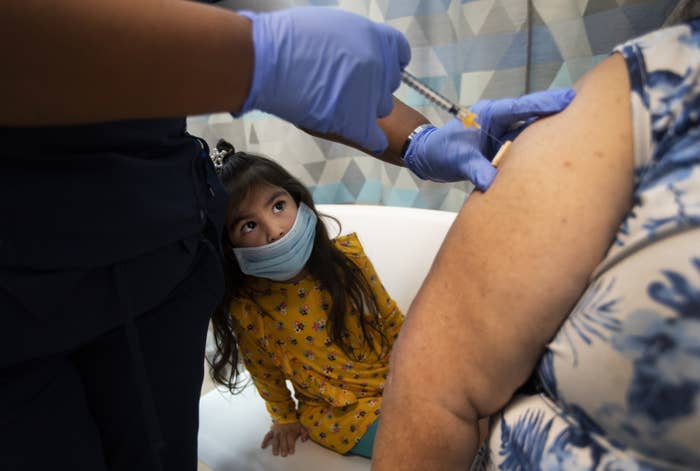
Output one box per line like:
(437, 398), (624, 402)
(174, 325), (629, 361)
(236, 8), (411, 155)
(471, 88), (576, 159)
(403, 88), (576, 191)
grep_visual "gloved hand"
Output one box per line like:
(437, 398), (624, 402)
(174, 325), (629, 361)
(236, 7), (410, 155)
(403, 88), (576, 191)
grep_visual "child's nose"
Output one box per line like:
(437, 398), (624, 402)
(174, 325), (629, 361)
(267, 225), (285, 243)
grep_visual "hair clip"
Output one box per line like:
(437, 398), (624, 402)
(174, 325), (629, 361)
(210, 139), (236, 168)
(210, 147), (226, 169)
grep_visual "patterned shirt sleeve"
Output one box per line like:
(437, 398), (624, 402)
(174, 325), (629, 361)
(614, 20), (700, 175)
(231, 300), (298, 424)
(334, 233), (405, 344)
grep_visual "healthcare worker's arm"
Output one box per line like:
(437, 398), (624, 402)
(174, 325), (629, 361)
(373, 54), (634, 470)
(1, 1), (409, 154)
(375, 98), (430, 165)
(301, 97), (428, 166)
(1, 0), (253, 125)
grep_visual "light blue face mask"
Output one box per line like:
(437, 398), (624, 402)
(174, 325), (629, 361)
(232, 202), (317, 281)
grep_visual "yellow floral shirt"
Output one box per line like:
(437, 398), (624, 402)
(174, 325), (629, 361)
(230, 233), (404, 454)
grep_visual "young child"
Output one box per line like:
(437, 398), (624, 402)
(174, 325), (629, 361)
(209, 140), (404, 459)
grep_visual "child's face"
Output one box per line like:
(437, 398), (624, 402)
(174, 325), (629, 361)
(227, 184), (299, 249)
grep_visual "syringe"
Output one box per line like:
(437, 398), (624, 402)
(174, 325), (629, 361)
(400, 70), (480, 129)
(400, 70), (510, 166)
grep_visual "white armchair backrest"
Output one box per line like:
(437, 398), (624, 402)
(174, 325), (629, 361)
(318, 204), (457, 314)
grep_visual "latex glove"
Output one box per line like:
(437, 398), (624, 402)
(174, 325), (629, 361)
(261, 421), (309, 457)
(237, 8), (410, 155)
(403, 88), (576, 191)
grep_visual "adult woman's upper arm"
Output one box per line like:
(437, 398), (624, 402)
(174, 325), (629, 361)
(374, 54), (635, 469)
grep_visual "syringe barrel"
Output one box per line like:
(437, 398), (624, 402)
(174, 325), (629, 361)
(401, 70), (458, 116)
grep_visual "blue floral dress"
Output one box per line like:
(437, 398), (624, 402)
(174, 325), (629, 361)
(477, 20), (700, 470)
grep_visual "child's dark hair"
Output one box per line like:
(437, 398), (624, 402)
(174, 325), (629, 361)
(209, 139), (387, 392)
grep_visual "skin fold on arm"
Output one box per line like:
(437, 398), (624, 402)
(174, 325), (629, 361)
(372, 53), (635, 470)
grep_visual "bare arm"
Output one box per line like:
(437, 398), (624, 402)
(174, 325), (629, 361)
(0, 0), (252, 125)
(303, 97), (429, 166)
(373, 54), (635, 469)
(375, 98), (429, 165)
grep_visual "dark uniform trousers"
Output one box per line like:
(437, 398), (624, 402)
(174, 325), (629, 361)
(0, 108), (228, 470)
(0, 229), (224, 470)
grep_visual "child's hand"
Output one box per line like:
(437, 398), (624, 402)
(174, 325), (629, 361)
(261, 421), (310, 457)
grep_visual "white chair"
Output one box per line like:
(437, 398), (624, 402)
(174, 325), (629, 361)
(198, 204), (457, 471)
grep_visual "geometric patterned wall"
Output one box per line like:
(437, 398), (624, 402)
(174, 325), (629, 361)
(188, 0), (678, 211)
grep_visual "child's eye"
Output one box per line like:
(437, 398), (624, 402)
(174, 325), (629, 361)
(241, 221), (256, 234)
(272, 201), (286, 213)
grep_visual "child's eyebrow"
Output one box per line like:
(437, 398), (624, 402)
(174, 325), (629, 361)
(230, 190), (290, 229)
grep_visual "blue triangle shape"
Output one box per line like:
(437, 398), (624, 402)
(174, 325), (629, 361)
(356, 181), (383, 204)
(384, 189), (419, 207)
(621, 1), (677, 38)
(548, 62), (572, 90)
(496, 30), (528, 69)
(385, 0), (422, 20)
(529, 24), (563, 65)
(416, 0), (451, 15)
(311, 183), (356, 204)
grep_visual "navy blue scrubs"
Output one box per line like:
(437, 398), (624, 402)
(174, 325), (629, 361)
(0, 117), (228, 470)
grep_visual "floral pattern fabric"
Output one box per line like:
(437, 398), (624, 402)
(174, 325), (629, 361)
(230, 233), (403, 454)
(477, 20), (700, 470)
